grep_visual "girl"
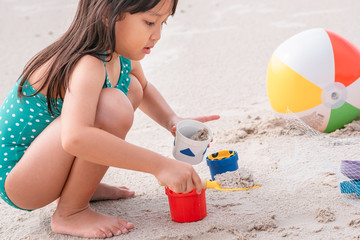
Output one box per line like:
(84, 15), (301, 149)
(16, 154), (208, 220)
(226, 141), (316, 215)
(0, 0), (219, 238)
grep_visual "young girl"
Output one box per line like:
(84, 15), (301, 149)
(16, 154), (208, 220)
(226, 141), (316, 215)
(0, 0), (219, 238)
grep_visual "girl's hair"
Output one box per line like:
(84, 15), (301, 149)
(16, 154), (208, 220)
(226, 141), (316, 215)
(18, 0), (178, 115)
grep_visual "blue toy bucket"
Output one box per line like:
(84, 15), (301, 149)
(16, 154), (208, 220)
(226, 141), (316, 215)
(206, 150), (239, 180)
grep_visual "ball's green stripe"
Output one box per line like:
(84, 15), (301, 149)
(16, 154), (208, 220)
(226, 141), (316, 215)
(325, 102), (360, 132)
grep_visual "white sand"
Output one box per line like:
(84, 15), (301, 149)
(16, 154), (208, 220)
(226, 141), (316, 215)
(1, 0), (360, 239)
(214, 168), (256, 189)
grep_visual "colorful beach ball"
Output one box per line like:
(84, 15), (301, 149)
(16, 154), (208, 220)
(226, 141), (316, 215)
(267, 28), (360, 132)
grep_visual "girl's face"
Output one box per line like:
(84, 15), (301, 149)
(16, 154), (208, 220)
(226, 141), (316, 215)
(114, 0), (173, 60)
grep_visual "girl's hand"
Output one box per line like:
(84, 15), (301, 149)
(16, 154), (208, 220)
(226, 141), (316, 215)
(156, 159), (203, 194)
(169, 114), (220, 136)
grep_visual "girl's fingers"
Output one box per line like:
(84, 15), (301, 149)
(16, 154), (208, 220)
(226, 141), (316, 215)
(193, 115), (220, 123)
(170, 114), (220, 135)
(185, 179), (194, 194)
(192, 172), (203, 194)
(171, 125), (176, 136)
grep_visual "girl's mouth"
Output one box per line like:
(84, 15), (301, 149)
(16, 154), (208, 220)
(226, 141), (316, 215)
(143, 47), (151, 54)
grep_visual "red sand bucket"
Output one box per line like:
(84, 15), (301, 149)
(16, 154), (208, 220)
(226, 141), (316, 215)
(165, 187), (207, 223)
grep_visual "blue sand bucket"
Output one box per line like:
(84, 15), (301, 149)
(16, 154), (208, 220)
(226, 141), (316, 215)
(206, 150), (239, 180)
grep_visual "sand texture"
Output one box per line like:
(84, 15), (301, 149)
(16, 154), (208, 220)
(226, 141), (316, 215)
(214, 168), (256, 189)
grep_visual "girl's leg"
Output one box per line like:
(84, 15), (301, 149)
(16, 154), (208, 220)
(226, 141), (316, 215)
(91, 73), (142, 201)
(52, 155), (134, 238)
(5, 87), (140, 238)
(91, 184), (134, 201)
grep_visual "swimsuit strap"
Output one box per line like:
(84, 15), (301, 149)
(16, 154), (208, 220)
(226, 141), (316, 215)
(101, 55), (131, 93)
(103, 59), (112, 88)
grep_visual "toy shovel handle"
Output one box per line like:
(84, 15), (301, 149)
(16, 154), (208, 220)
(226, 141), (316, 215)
(204, 179), (262, 191)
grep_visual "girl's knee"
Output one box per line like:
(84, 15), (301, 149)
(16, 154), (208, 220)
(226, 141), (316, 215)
(96, 88), (134, 138)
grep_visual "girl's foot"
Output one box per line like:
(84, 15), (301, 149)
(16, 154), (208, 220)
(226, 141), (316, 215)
(51, 206), (134, 238)
(91, 183), (135, 201)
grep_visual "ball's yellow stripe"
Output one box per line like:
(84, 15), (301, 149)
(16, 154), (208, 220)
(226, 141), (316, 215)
(267, 55), (323, 113)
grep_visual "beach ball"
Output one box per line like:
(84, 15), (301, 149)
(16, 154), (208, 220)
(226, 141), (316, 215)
(267, 28), (360, 132)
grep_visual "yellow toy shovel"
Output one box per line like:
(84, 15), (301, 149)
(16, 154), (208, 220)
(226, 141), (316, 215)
(160, 179), (261, 192)
(202, 179), (261, 191)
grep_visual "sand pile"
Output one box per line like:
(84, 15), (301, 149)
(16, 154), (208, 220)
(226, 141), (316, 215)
(214, 168), (256, 189)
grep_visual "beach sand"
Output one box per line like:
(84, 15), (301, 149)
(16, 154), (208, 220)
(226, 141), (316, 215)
(1, 0), (360, 239)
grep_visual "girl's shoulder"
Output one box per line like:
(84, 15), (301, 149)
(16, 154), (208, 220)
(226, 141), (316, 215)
(76, 55), (105, 70)
(70, 55), (106, 86)
(73, 55), (105, 75)
(129, 60), (148, 88)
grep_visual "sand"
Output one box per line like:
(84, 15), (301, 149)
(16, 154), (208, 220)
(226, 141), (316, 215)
(1, 0), (360, 239)
(189, 128), (209, 141)
(214, 168), (256, 189)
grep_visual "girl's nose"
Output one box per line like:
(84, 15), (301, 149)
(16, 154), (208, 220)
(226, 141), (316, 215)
(150, 27), (162, 41)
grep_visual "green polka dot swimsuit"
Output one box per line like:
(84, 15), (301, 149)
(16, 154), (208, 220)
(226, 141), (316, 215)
(0, 56), (131, 210)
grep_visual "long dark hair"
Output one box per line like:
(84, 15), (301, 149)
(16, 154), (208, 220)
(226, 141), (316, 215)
(18, 0), (178, 115)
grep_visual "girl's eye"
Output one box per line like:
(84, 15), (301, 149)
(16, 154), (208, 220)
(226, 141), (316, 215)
(145, 21), (155, 26)
(162, 21), (168, 26)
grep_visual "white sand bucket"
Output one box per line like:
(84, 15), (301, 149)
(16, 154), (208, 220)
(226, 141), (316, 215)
(172, 120), (212, 165)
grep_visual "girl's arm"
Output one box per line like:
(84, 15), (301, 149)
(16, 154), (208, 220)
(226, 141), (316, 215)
(60, 55), (202, 194)
(131, 61), (220, 134)
(131, 60), (176, 130)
